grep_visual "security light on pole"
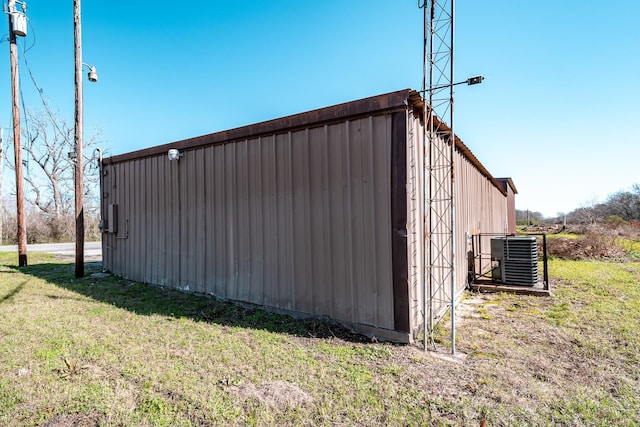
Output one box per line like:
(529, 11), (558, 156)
(466, 75), (484, 85)
(84, 63), (98, 82)
(422, 75), (485, 93)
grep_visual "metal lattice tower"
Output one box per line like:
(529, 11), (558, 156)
(420, 0), (456, 354)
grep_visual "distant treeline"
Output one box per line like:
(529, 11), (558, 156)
(518, 183), (640, 225)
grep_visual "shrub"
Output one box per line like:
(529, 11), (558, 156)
(1, 210), (101, 244)
(605, 215), (628, 227)
(547, 232), (625, 260)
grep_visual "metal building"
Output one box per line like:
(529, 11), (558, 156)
(100, 89), (508, 342)
(496, 178), (518, 235)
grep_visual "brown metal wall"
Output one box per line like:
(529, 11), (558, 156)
(102, 114), (399, 334)
(506, 184), (517, 235)
(101, 89), (509, 342)
(405, 113), (507, 338)
(405, 108), (425, 340)
(454, 147), (508, 285)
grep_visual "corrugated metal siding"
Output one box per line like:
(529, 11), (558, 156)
(454, 145), (507, 284)
(406, 117), (507, 338)
(103, 114), (397, 331)
(406, 108), (425, 339)
(102, 89), (509, 342)
(506, 185), (516, 234)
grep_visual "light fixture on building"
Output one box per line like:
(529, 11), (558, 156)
(168, 149), (184, 161)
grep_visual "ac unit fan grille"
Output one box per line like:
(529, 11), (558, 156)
(491, 237), (539, 286)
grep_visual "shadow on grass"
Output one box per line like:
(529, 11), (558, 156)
(0, 281), (26, 304)
(12, 261), (371, 343)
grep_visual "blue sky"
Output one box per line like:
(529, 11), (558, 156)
(0, 0), (638, 217)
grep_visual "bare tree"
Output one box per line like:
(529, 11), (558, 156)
(23, 108), (74, 217)
(0, 130), (4, 245)
(515, 209), (544, 225)
(604, 190), (640, 222)
(4, 107), (103, 241)
(567, 206), (599, 224)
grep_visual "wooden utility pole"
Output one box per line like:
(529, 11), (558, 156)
(8, 0), (27, 266)
(74, 0), (85, 277)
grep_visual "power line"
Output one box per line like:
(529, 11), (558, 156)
(20, 26), (69, 142)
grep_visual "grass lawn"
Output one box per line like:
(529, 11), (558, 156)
(0, 252), (639, 426)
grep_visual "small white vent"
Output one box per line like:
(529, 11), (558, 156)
(491, 237), (538, 286)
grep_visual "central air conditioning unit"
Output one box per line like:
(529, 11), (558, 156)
(491, 237), (538, 286)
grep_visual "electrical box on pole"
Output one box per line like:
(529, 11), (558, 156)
(10, 9), (26, 36)
(6, 0), (27, 36)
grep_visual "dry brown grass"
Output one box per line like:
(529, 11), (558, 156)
(541, 223), (640, 260)
(546, 232), (626, 260)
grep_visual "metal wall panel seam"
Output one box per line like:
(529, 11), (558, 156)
(171, 157), (180, 286)
(158, 156), (165, 286)
(303, 128), (314, 315)
(261, 137), (271, 306)
(179, 154), (188, 289)
(367, 115), (379, 326)
(128, 161), (135, 280)
(285, 131), (295, 311)
(307, 127), (322, 315)
(149, 158), (156, 286)
(239, 139), (251, 302)
(293, 129), (309, 313)
(214, 144), (226, 297)
(258, 137), (267, 304)
(322, 124), (334, 318)
(225, 143), (236, 299)
(248, 139), (259, 302)
(350, 119), (366, 324)
(329, 122), (349, 321)
(345, 120), (357, 323)
(148, 156), (157, 286)
(197, 148), (207, 293)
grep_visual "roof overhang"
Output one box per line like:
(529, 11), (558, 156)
(103, 88), (505, 196)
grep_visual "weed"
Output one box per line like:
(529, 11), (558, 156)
(545, 301), (571, 325)
(617, 237), (640, 259)
(56, 357), (87, 379)
(381, 364), (404, 376)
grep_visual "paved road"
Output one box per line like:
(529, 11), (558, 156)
(0, 241), (102, 260)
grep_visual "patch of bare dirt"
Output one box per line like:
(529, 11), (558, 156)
(230, 381), (313, 410)
(455, 294), (490, 322)
(39, 411), (102, 427)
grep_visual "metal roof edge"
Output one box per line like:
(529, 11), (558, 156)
(495, 177), (518, 194)
(429, 115), (508, 197)
(104, 89), (415, 165)
(102, 88), (508, 198)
